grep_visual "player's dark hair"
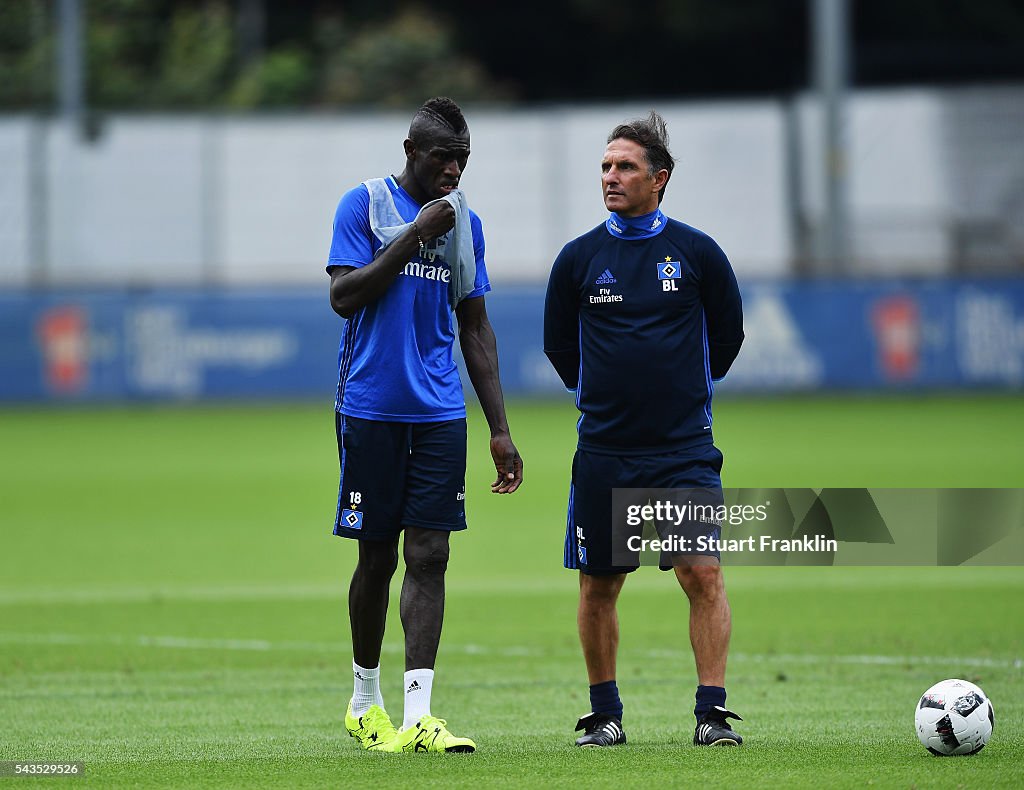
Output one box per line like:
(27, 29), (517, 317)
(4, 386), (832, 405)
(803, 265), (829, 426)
(608, 111), (675, 202)
(410, 97), (468, 142)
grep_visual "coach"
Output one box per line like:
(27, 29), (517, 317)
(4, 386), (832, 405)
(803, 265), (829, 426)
(544, 111), (745, 748)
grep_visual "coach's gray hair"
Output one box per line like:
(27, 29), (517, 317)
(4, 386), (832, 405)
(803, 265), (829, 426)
(608, 111), (675, 203)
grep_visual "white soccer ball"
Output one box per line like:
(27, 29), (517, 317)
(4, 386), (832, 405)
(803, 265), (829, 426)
(914, 678), (994, 756)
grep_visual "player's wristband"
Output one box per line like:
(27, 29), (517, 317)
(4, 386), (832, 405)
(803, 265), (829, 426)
(411, 222), (426, 257)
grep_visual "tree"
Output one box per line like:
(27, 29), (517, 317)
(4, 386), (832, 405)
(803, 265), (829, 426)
(313, 6), (512, 108)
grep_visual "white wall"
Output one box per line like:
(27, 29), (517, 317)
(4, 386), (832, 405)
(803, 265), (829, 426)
(798, 89), (952, 273)
(3, 89), (1001, 287)
(0, 119), (32, 285)
(47, 118), (208, 283)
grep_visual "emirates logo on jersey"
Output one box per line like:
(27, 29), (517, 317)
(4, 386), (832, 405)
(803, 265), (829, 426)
(401, 259), (451, 283)
(590, 287), (624, 304)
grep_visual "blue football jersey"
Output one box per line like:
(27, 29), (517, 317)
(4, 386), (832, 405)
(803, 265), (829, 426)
(544, 212), (744, 455)
(327, 176), (490, 421)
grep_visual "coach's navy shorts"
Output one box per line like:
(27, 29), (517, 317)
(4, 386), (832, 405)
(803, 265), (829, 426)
(564, 444), (724, 575)
(333, 413), (467, 541)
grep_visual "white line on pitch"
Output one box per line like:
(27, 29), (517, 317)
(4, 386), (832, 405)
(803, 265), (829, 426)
(1, 569), (1020, 606)
(0, 579), (573, 605)
(0, 585), (341, 605)
(0, 632), (1019, 669)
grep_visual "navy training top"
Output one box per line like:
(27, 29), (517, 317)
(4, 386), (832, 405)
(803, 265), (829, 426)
(543, 210), (744, 455)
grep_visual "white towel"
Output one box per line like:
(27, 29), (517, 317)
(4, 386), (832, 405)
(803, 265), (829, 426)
(363, 178), (477, 309)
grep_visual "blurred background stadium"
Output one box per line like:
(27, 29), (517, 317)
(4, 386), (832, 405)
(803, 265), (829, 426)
(1, 2), (1023, 786)
(2, 0), (1023, 400)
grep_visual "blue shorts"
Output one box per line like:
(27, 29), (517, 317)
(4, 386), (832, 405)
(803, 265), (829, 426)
(333, 413), (467, 541)
(564, 444), (724, 575)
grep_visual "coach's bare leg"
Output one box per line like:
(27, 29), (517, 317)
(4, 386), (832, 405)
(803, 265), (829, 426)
(578, 573), (627, 683)
(400, 526), (451, 670)
(349, 537), (400, 668)
(674, 558), (731, 686)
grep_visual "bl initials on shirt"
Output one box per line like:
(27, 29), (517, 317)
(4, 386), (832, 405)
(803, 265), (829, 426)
(544, 219), (744, 456)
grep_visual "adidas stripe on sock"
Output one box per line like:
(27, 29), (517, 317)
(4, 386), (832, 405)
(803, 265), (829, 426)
(403, 668), (435, 730)
(352, 661), (383, 716)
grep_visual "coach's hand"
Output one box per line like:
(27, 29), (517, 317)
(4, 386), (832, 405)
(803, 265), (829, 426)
(489, 433), (523, 494)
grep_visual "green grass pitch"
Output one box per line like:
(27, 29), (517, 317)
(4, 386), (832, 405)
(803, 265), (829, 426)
(1, 394), (1022, 788)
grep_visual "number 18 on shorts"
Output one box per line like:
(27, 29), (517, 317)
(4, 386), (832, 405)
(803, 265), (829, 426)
(333, 414), (468, 540)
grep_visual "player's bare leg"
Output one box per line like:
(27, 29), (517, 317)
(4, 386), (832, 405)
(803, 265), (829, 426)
(400, 526), (450, 670)
(572, 572), (628, 747)
(577, 572), (626, 683)
(674, 558), (743, 745)
(349, 537), (400, 667)
(673, 558), (730, 685)
(392, 526), (475, 752)
(345, 537), (401, 751)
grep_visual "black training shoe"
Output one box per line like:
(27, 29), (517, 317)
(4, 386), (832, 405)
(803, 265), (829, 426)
(574, 712), (627, 747)
(694, 705), (744, 746)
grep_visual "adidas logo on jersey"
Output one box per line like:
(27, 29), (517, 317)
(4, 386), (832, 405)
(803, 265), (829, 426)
(595, 269), (617, 285)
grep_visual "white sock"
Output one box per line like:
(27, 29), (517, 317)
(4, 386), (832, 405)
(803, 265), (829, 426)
(403, 668), (435, 730)
(351, 661), (383, 716)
